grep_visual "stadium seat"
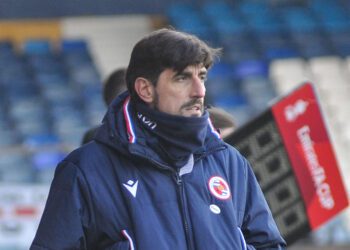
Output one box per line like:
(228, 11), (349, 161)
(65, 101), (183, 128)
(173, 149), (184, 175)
(23, 134), (60, 148)
(23, 39), (52, 55)
(0, 40), (13, 57)
(0, 152), (34, 183)
(31, 150), (66, 183)
(61, 39), (89, 52)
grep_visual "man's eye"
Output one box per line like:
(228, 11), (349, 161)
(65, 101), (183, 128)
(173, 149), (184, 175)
(176, 76), (186, 81)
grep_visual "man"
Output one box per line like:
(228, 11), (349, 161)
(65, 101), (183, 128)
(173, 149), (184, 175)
(31, 28), (286, 249)
(82, 67), (234, 145)
(82, 68), (235, 145)
(81, 68), (127, 144)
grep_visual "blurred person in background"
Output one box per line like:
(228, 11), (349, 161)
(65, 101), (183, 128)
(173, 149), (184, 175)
(81, 67), (127, 144)
(31, 28), (286, 249)
(208, 105), (236, 139)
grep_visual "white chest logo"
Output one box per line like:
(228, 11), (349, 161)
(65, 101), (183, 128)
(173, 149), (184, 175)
(208, 176), (231, 200)
(209, 204), (221, 214)
(123, 180), (138, 198)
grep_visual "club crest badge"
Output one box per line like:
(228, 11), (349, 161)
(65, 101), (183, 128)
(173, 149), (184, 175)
(208, 176), (231, 200)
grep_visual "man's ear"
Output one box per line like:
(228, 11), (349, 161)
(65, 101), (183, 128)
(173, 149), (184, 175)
(134, 77), (154, 104)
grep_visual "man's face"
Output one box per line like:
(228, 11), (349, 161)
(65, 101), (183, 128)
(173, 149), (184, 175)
(152, 64), (207, 117)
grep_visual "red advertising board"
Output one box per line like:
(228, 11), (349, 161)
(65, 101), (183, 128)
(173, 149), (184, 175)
(271, 82), (349, 229)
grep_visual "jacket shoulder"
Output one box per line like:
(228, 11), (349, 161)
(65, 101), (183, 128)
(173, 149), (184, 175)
(62, 141), (112, 171)
(213, 143), (250, 170)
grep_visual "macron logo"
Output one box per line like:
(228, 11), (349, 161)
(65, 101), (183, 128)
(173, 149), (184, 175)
(123, 180), (138, 198)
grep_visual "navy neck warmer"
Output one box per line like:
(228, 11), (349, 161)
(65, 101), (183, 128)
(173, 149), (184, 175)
(134, 101), (209, 168)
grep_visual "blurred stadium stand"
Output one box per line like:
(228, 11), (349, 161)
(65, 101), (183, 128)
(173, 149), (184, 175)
(0, 0), (350, 248)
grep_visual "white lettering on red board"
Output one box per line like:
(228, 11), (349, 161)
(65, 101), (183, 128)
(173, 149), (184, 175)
(297, 125), (335, 210)
(285, 99), (308, 122)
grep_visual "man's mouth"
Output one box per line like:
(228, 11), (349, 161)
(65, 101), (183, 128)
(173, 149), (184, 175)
(181, 99), (204, 116)
(184, 104), (204, 117)
(186, 104), (202, 111)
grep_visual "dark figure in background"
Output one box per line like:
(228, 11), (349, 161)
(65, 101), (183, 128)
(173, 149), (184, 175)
(102, 68), (128, 106)
(81, 68), (127, 144)
(31, 28), (286, 249)
(208, 106), (236, 139)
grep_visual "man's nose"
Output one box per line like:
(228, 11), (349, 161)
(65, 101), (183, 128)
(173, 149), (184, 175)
(191, 77), (206, 98)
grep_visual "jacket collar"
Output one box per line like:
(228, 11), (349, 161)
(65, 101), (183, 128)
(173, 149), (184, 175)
(95, 92), (226, 169)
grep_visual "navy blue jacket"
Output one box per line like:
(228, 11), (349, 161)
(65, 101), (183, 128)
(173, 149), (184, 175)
(31, 93), (286, 249)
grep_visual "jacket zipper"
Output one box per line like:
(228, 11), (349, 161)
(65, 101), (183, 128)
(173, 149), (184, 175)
(134, 154), (195, 249)
(175, 172), (194, 250)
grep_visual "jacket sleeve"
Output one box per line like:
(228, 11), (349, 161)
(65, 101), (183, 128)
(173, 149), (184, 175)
(30, 161), (91, 250)
(241, 159), (287, 249)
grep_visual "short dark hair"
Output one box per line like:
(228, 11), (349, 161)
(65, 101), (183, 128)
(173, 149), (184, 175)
(103, 68), (127, 105)
(126, 28), (221, 101)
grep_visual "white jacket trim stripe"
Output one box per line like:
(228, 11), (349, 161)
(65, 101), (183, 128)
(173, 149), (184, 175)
(123, 96), (136, 143)
(237, 227), (247, 250)
(208, 117), (221, 139)
(122, 229), (135, 250)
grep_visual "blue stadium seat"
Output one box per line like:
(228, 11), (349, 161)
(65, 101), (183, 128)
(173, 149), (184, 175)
(329, 32), (350, 57)
(224, 46), (261, 64)
(0, 61), (31, 83)
(63, 50), (92, 67)
(23, 134), (60, 148)
(245, 9), (283, 35)
(23, 39), (52, 55)
(28, 54), (65, 74)
(70, 64), (101, 86)
(0, 130), (20, 147)
(167, 3), (213, 41)
(291, 31), (334, 58)
(31, 150), (65, 171)
(61, 39), (89, 53)
(211, 17), (246, 36)
(234, 60), (269, 79)
(239, 1), (270, 16)
(167, 2), (198, 21)
(208, 62), (235, 78)
(280, 7), (320, 33)
(35, 72), (68, 89)
(0, 40), (13, 56)
(0, 152), (34, 183)
(31, 150), (66, 183)
(201, 1), (246, 37)
(264, 47), (300, 61)
(5, 79), (39, 98)
(201, 1), (234, 18)
(0, 37), (102, 185)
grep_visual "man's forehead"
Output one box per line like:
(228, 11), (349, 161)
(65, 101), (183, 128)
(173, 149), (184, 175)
(178, 64), (207, 74)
